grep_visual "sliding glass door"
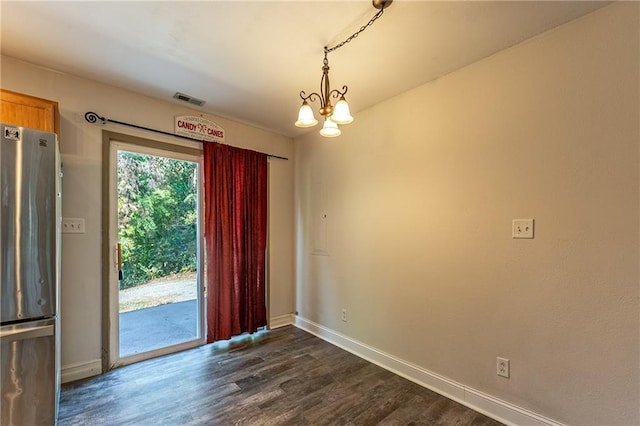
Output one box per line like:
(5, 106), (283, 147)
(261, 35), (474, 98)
(106, 136), (204, 368)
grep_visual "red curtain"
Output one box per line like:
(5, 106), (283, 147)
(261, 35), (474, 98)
(203, 142), (267, 343)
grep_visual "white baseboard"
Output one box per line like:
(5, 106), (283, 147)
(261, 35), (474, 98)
(269, 313), (295, 329)
(294, 316), (564, 426)
(61, 359), (102, 384)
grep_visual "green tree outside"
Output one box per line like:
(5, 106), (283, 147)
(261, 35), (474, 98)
(117, 151), (197, 289)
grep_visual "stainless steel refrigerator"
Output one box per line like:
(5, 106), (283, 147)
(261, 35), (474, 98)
(1, 123), (61, 425)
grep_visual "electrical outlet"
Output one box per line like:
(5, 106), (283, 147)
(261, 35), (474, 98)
(512, 219), (534, 239)
(341, 308), (347, 322)
(62, 218), (86, 234)
(497, 357), (510, 378)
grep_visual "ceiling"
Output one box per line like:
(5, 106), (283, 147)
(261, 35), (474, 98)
(1, 1), (609, 138)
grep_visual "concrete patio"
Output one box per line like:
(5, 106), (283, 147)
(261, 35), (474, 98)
(119, 299), (199, 356)
(118, 275), (199, 357)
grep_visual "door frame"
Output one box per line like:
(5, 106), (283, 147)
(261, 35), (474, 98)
(101, 130), (204, 372)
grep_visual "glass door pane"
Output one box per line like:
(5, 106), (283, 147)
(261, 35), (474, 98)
(115, 149), (201, 359)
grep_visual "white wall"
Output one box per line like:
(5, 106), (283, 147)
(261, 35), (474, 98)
(1, 56), (295, 376)
(295, 3), (639, 425)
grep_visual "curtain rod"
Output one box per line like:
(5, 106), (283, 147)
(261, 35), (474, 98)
(84, 111), (288, 161)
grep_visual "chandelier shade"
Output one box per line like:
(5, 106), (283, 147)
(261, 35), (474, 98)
(319, 117), (341, 138)
(295, 101), (318, 128)
(331, 96), (353, 125)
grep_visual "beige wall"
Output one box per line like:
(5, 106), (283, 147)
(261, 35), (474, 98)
(0, 56), (295, 372)
(295, 3), (639, 425)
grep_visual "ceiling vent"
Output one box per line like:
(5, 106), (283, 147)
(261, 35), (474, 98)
(173, 92), (205, 107)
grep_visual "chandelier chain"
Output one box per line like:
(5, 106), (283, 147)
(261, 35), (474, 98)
(325, 7), (385, 55)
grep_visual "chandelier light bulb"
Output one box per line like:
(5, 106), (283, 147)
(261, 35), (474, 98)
(319, 117), (341, 138)
(331, 97), (353, 125)
(295, 101), (318, 128)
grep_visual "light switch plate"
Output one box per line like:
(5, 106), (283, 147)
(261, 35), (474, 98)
(512, 219), (534, 239)
(62, 218), (86, 234)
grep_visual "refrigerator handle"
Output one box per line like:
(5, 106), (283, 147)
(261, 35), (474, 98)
(0, 325), (54, 342)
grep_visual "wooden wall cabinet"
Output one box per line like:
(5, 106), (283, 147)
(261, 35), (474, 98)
(1, 89), (60, 134)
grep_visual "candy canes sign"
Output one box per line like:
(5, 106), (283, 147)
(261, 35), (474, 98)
(175, 116), (225, 143)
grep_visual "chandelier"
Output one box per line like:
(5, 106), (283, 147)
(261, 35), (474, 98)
(295, 0), (393, 137)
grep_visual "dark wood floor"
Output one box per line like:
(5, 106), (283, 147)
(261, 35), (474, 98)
(59, 326), (502, 425)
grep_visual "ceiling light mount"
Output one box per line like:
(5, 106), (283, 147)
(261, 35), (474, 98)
(295, 0), (392, 137)
(372, 0), (393, 10)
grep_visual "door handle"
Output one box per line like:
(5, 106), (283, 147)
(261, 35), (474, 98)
(117, 243), (123, 281)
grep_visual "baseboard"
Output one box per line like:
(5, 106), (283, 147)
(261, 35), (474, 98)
(294, 316), (564, 426)
(269, 313), (294, 329)
(61, 359), (102, 384)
